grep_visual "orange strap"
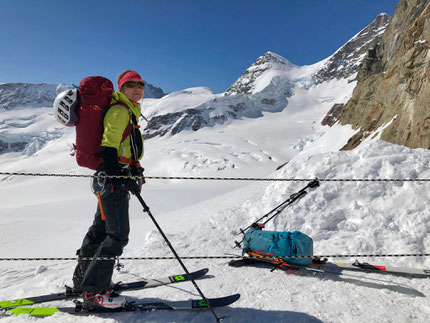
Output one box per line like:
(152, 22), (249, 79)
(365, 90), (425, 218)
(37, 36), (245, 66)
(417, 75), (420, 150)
(96, 191), (106, 221)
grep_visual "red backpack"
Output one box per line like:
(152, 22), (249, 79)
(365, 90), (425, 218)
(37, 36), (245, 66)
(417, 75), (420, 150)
(54, 76), (137, 170)
(74, 76), (115, 170)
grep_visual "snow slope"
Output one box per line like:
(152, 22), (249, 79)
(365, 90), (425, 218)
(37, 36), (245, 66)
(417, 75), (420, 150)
(1, 137), (430, 322)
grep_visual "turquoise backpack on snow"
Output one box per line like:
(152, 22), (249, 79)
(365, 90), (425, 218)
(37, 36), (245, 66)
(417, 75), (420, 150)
(243, 224), (313, 266)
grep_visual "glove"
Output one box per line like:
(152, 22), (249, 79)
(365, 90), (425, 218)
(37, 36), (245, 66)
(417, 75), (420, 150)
(116, 177), (141, 195)
(130, 166), (144, 176)
(100, 146), (142, 194)
(130, 166), (146, 186)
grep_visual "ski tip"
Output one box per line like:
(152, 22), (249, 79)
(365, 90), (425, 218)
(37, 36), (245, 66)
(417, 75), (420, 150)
(221, 293), (240, 306)
(0, 299), (35, 310)
(9, 307), (60, 316)
(198, 268), (209, 275)
(231, 293), (241, 301)
(193, 293), (241, 309)
(209, 293), (241, 306)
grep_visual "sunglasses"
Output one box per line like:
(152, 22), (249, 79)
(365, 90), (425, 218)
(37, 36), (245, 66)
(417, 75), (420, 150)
(124, 81), (145, 89)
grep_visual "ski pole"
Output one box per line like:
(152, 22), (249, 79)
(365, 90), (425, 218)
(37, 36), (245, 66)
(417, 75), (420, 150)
(248, 179), (318, 230)
(134, 193), (223, 323)
(234, 179), (319, 248)
(262, 189), (308, 225)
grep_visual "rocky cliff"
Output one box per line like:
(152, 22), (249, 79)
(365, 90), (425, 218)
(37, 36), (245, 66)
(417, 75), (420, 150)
(315, 13), (391, 84)
(325, 0), (430, 150)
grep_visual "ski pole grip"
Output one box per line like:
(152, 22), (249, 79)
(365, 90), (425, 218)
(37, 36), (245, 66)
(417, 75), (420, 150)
(308, 179), (320, 188)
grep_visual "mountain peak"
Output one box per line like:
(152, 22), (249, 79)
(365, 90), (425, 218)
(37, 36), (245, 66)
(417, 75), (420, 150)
(377, 12), (391, 19)
(225, 51), (294, 96)
(260, 51), (293, 66)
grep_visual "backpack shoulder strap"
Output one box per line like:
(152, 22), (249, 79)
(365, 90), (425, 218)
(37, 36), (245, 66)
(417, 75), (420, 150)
(103, 101), (133, 143)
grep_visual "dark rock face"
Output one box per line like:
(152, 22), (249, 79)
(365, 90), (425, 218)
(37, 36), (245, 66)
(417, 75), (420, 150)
(143, 83), (165, 99)
(321, 104), (346, 127)
(144, 108), (207, 139)
(327, 0), (430, 150)
(315, 13), (392, 84)
(0, 140), (28, 154)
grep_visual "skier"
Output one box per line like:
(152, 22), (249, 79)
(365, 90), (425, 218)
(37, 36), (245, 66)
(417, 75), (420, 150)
(72, 70), (145, 309)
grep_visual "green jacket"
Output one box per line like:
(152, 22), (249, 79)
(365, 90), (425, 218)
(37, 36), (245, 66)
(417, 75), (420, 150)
(101, 91), (144, 164)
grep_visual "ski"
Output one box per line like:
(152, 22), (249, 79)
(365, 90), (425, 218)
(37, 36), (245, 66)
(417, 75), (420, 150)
(230, 254), (430, 278)
(311, 259), (430, 277)
(7, 294), (241, 316)
(0, 268), (209, 310)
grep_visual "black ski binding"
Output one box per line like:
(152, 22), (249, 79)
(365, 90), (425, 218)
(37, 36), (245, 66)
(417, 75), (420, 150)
(73, 299), (84, 312)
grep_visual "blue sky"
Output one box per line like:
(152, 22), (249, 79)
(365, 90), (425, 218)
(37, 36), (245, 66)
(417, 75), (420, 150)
(0, 0), (398, 93)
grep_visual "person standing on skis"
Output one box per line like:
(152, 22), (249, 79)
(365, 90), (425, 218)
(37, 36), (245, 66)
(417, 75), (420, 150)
(72, 70), (145, 309)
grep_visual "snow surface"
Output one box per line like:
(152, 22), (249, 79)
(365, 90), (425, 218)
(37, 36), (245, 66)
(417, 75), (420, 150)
(1, 70), (430, 322)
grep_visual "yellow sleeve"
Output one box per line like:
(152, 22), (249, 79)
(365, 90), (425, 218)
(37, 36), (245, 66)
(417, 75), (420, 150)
(101, 105), (130, 149)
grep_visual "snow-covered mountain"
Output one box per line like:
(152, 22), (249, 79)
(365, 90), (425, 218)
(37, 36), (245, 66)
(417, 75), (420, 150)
(0, 83), (68, 110)
(0, 13), (389, 145)
(142, 85), (293, 139)
(142, 53), (319, 139)
(224, 51), (297, 96)
(0, 80), (164, 111)
(142, 13), (390, 139)
(0, 12), (390, 161)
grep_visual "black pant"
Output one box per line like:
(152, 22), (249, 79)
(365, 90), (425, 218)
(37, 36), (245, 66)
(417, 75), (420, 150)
(73, 184), (130, 293)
